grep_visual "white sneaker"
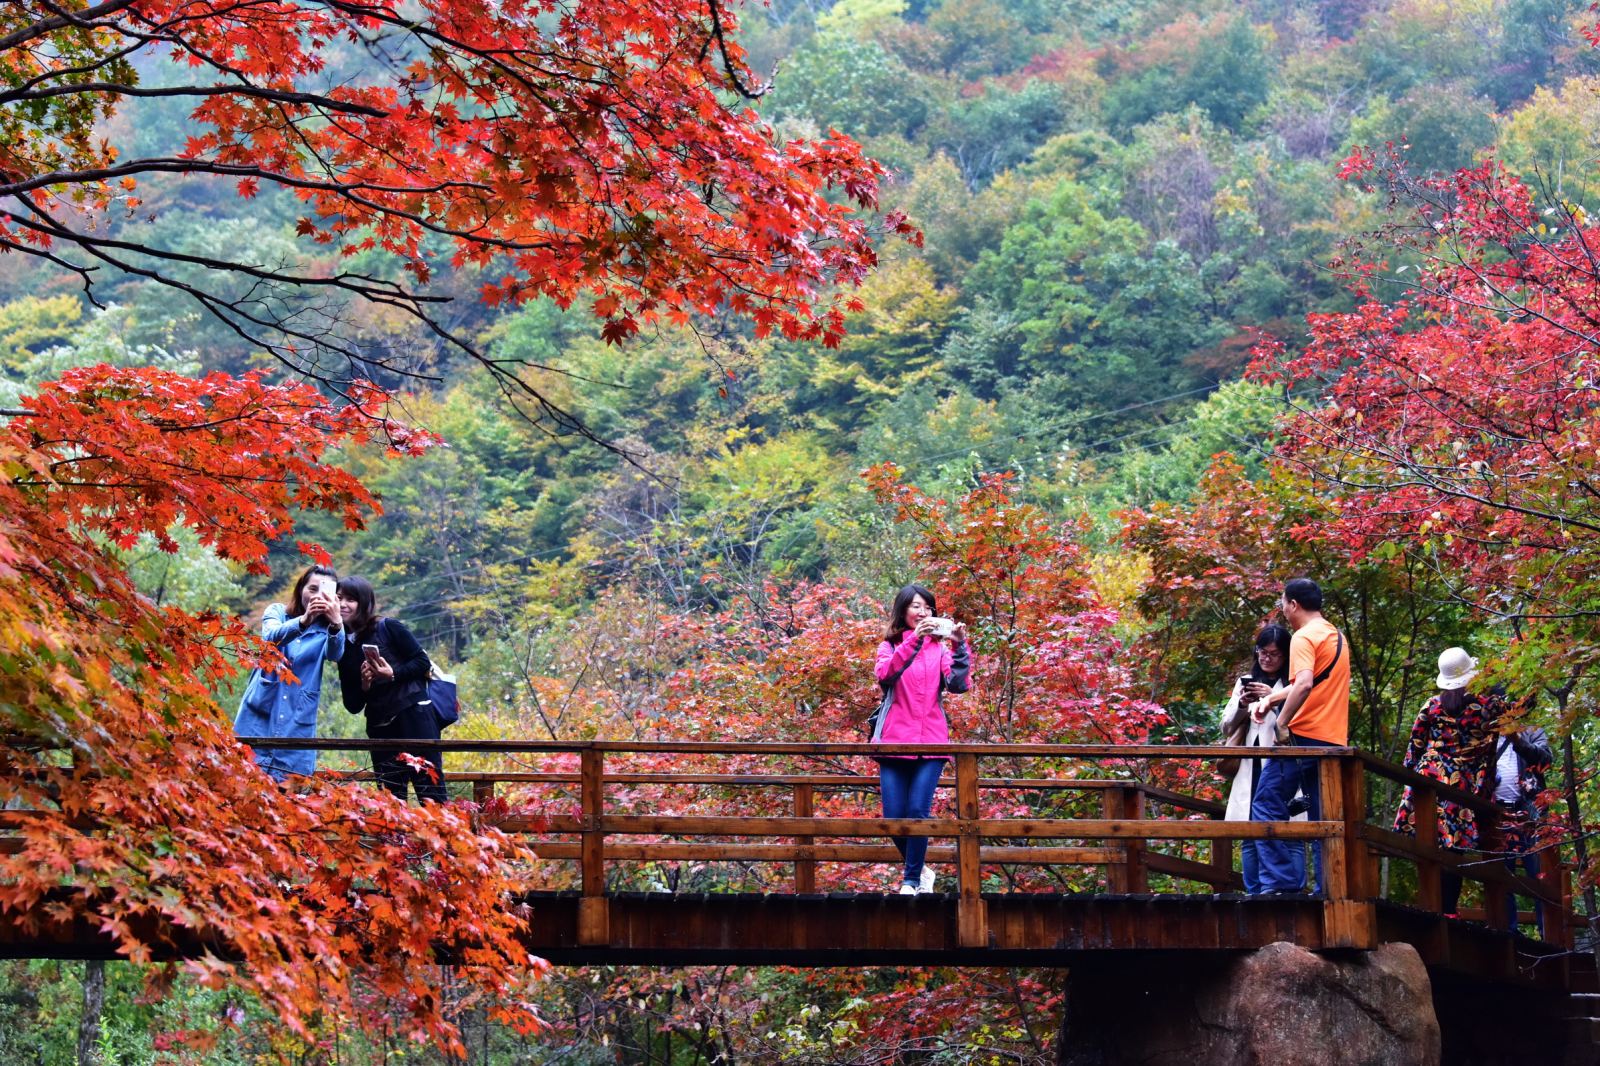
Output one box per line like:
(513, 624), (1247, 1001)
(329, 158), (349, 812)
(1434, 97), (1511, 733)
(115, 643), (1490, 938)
(919, 866), (937, 893)
(898, 882), (918, 895)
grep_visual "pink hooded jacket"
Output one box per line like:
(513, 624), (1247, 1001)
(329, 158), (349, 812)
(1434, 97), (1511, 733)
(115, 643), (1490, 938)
(874, 631), (973, 759)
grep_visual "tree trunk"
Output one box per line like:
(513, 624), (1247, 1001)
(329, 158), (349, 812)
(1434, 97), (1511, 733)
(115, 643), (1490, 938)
(1558, 711), (1598, 964)
(77, 959), (105, 1066)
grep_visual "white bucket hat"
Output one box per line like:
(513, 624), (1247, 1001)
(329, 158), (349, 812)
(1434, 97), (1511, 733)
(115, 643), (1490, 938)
(1435, 647), (1479, 690)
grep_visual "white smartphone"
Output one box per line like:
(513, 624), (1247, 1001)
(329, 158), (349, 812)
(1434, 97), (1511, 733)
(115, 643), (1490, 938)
(362, 643), (380, 660)
(928, 617), (956, 639)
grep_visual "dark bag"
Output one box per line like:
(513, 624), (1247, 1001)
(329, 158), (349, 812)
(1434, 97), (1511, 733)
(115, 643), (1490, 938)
(1218, 720), (1246, 778)
(422, 669), (459, 730)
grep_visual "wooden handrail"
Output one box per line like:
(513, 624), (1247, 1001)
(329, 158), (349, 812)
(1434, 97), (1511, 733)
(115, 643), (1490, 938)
(1359, 823), (1569, 911)
(1356, 751), (1499, 816)
(526, 815), (1338, 839)
(315, 769), (1227, 815)
(236, 737), (1348, 757)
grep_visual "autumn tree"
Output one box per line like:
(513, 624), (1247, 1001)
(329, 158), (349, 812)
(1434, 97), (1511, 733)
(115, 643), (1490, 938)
(1240, 146), (1600, 907)
(0, 367), (558, 1053)
(1252, 150), (1600, 693)
(1, 0), (909, 434)
(480, 469), (1161, 1062)
(0, 0), (923, 1052)
(1120, 455), (1475, 764)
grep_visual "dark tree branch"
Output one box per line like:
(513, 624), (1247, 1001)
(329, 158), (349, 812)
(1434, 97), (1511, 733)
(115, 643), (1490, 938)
(0, 81), (388, 114)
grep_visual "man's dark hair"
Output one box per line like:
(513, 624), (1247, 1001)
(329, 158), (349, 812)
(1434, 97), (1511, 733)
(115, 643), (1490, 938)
(1283, 577), (1323, 612)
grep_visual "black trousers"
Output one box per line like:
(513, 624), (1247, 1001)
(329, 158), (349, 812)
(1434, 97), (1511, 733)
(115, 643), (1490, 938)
(368, 703), (446, 803)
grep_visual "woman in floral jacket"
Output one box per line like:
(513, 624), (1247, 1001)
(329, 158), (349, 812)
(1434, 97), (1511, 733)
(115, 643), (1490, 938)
(1393, 647), (1502, 916)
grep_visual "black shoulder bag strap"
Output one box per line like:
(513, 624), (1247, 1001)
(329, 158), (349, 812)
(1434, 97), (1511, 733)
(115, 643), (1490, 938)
(1310, 630), (1343, 688)
(881, 647), (917, 693)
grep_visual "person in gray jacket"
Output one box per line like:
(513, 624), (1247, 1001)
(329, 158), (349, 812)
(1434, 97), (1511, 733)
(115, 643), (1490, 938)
(1490, 722), (1553, 935)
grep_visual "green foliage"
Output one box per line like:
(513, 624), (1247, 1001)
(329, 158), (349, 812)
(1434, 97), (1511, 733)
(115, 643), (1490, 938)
(768, 256), (958, 430)
(1498, 75), (1600, 177)
(1104, 17), (1274, 134)
(0, 301), (199, 407)
(933, 80), (1074, 186)
(771, 31), (934, 138)
(1098, 379), (1282, 510)
(1348, 85), (1499, 175)
(958, 180), (1222, 414)
(0, 295), (80, 364)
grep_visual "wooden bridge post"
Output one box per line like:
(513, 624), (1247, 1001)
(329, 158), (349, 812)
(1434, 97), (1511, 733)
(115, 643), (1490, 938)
(1479, 803), (1510, 932)
(1210, 771), (1234, 886)
(1318, 755), (1376, 948)
(954, 753), (987, 948)
(1413, 783), (1444, 914)
(793, 782), (816, 894)
(472, 778), (494, 806)
(1544, 855), (1572, 949)
(1104, 786), (1147, 893)
(578, 748), (609, 946)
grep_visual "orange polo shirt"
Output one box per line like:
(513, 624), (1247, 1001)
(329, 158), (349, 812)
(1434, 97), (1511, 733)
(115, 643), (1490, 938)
(1287, 617), (1350, 745)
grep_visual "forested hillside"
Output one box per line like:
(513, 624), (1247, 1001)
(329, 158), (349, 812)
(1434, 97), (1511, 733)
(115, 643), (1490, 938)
(5, 0), (1600, 1061)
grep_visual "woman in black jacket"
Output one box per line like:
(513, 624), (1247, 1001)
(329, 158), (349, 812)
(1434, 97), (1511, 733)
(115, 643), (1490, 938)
(336, 576), (446, 803)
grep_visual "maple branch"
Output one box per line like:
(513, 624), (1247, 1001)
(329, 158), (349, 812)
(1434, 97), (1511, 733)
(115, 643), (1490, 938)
(0, 159), (486, 205)
(0, 0), (139, 52)
(703, 0), (773, 99)
(0, 82), (388, 115)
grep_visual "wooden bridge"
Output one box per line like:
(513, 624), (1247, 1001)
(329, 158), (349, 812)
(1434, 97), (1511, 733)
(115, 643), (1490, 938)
(0, 740), (1589, 996)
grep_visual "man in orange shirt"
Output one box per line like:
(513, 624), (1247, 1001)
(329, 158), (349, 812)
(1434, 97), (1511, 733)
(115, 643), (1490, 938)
(1249, 577), (1350, 894)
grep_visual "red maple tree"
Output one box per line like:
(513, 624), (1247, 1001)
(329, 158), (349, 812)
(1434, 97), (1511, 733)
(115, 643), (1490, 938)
(1, 0), (912, 425)
(0, 368), (552, 1052)
(1252, 150), (1600, 687)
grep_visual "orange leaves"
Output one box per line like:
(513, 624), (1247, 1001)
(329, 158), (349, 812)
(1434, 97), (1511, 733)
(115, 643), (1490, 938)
(0, 366), (543, 1052)
(13, 366), (423, 573)
(6, 0), (906, 368)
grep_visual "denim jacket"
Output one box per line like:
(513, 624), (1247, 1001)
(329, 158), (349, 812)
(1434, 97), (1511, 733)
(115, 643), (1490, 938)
(233, 602), (346, 781)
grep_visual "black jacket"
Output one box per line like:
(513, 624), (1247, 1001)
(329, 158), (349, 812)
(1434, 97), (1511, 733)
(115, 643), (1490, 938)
(339, 617), (431, 722)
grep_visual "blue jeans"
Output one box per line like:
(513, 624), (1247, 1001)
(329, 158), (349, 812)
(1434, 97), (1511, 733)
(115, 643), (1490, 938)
(1250, 735), (1336, 894)
(1241, 838), (1262, 894)
(1506, 848), (1544, 936)
(879, 758), (944, 885)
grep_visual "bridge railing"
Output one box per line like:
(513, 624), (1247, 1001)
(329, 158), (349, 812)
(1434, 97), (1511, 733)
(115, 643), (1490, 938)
(1353, 751), (1573, 947)
(5, 738), (1576, 953)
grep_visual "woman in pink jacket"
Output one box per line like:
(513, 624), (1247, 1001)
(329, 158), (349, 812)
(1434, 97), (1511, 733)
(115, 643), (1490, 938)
(873, 584), (973, 894)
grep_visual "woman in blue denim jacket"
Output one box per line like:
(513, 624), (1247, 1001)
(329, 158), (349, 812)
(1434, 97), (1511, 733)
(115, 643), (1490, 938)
(233, 565), (346, 781)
